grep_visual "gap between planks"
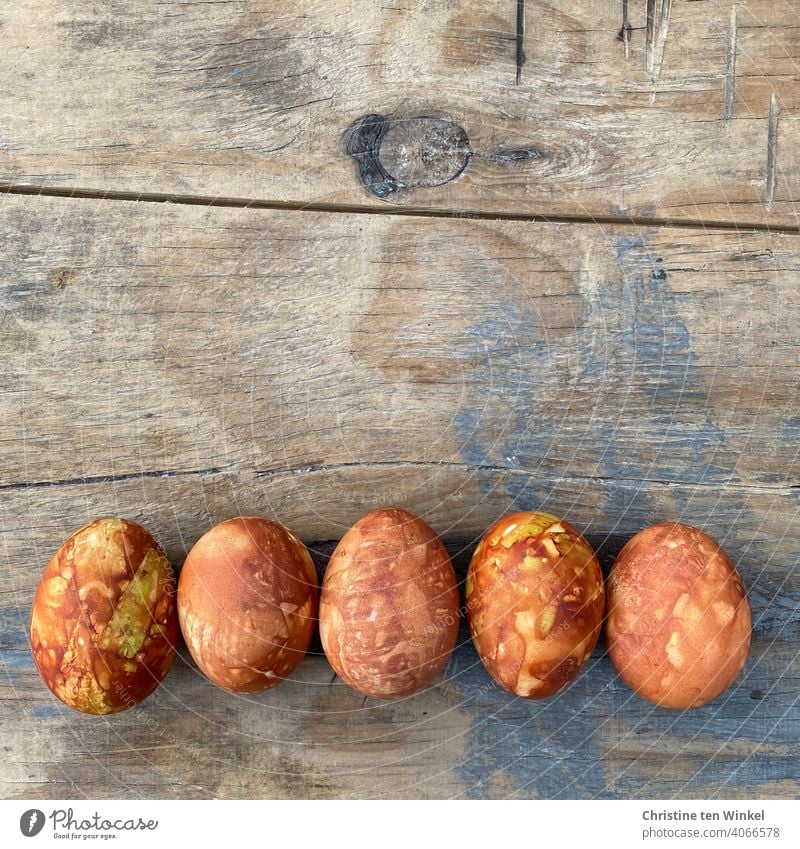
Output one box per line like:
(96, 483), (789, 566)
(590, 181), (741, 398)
(1, 184), (799, 235)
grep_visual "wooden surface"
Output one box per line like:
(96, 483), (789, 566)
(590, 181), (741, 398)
(2, 0), (799, 801)
(1, 0), (799, 227)
(1, 195), (798, 799)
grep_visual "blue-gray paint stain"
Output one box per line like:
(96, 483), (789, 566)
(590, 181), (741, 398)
(453, 236), (753, 504)
(452, 239), (741, 502)
(27, 702), (62, 719)
(2, 648), (31, 667)
(0, 602), (30, 645)
(451, 299), (573, 511)
(1, 648), (33, 686)
(608, 237), (734, 485)
(779, 416), (800, 437)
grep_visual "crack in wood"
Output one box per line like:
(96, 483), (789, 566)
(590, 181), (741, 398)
(724, 5), (738, 126)
(646, 0), (672, 88)
(251, 462), (797, 495)
(0, 467), (228, 492)
(766, 92), (780, 210)
(2, 183), (799, 234)
(4, 461), (794, 496)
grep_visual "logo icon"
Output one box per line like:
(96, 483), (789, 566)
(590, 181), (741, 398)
(20, 810), (45, 837)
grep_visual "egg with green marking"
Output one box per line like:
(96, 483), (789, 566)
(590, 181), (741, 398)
(29, 517), (178, 714)
(466, 511), (605, 698)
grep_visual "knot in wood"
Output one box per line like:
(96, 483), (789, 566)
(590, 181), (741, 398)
(346, 114), (471, 198)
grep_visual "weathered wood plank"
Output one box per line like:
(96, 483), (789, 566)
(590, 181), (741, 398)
(2, 195), (798, 491)
(1, 1), (798, 225)
(1, 193), (798, 798)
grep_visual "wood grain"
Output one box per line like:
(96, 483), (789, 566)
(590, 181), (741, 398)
(0, 1), (798, 226)
(1, 194), (798, 798)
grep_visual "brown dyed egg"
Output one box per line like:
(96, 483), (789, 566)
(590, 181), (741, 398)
(319, 508), (459, 699)
(29, 517), (178, 715)
(467, 511), (605, 699)
(177, 516), (318, 693)
(606, 522), (751, 709)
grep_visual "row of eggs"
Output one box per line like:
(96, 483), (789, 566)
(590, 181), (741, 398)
(29, 509), (751, 715)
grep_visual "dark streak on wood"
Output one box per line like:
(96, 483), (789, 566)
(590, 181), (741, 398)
(515, 0), (525, 85)
(617, 0), (632, 60)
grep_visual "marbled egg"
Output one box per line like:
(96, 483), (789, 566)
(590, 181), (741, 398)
(467, 511), (605, 698)
(606, 522), (751, 708)
(178, 516), (318, 693)
(319, 508), (459, 699)
(29, 517), (178, 714)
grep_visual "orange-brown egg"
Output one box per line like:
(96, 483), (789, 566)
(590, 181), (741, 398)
(606, 522), (751, 708)
(29, 517), (178, 714)
(467, 511), (605, 698)
(177, 516), (318, 693)
(319, 508), (459, 699)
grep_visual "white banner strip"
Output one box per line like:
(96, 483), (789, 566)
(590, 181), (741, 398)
(1, 799), (796, 848)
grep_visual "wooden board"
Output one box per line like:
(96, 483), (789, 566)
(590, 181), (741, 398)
(1, 194), (798, 799)
(1, 1), (798, 227)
